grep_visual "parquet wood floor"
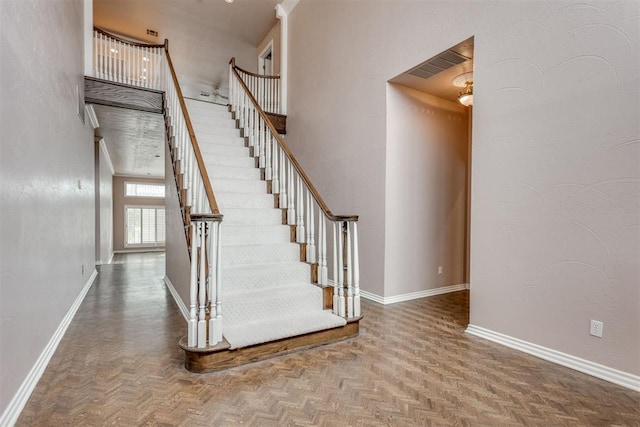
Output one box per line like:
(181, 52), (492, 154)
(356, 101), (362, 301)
(17, 253), (640, 426)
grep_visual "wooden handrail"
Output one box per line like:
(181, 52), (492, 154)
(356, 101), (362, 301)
(230, 59), (357, 222)
(94, 27), (166, 48)
(229, 58), (281, 80)
(95, 27), (221, 220)
(166, 48), (222, 219)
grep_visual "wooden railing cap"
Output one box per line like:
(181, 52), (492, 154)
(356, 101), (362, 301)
(230, 60), (357, 223)
(93, 27), (166, 48)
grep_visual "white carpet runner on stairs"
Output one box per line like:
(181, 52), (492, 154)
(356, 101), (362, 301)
(185, 99), (347, 349)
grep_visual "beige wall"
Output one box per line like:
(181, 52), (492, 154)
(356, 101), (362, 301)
(257, 21), (281, 75)
(164, 144), (191, 309)
(112, 176), (165, 251)
(287, 0), (639, 376)
(385, 84), (469, 295)
(0, 0), (95, 415)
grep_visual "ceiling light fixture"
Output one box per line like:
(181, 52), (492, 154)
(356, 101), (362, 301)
(225, 0), (234, 3)
(458, 82), (473, 107)
(452, 72), (473, 107)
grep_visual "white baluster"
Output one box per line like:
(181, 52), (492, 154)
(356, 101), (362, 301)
(265, 134), (272, 181)
(306, 192), (316, 263)
(353, 221), (361, 317)
(188, 223), (198, 346)
(259, 118), (266, 168)
(319, 214), (328, 286)
(287, 163), (295, 225)
(337, 221), (345, 317)
(198, 222), (207, 348)
(346, 221), (354, 318)
(296, 176), (305, 243)
(279, 151), (287, 208)
(272, 141), (279, 194)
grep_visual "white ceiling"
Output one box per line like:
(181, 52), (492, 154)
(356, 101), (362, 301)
(94, 105), (165, 178)
(92, 0), (280, 178)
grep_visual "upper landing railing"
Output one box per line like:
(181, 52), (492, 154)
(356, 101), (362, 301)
(231, 63), (281, 115)
(92, 28), (223, 349)
(229, 58), (361, 320)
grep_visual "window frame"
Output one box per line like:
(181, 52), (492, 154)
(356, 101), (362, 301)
(123, 204), (166, 248)
(124, 181), (165, 199)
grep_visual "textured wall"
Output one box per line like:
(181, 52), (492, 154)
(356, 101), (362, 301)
(112, 176), (165, 251)
(286, 0), (639, 375)
(385, 84), (469, 295)
(0, 0), (95, 414)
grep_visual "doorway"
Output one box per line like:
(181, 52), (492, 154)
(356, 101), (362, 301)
(258, 41), (273, 75)
(385, 37), (474, 323)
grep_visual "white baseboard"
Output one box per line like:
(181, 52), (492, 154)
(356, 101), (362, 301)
(163, 276), (188, 322)
(360, 283), (468, 305)
(0, 269), (98, 427)
(465, 324), (640, 392)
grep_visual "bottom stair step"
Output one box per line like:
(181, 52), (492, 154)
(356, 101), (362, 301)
(179, 315), (361, 373)
(224, 310), (347, 349)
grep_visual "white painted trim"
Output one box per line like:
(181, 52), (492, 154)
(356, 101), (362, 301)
(465, 324), (640, 392)
(279, 0), (299, 15)
(357, 283), (468, 305)
(164, 276), (189, 322)
(113, 173), (164, 179)
(98, 139), (115, 176)
(86, 104), (99, 129)
(275, 2), (296, 114)
(0, 270), (98, 427)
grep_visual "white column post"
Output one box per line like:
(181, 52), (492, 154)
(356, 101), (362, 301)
(208, 220), (217, 345)
(188, 223), (198, 347)
(353, 221), (361, 317)
(275, 0), (299, 115)
(345, 221), (354, 318)
(197, 222), (207, 348)
(214, 222), (223, 343)
(332, 221), (338, 315)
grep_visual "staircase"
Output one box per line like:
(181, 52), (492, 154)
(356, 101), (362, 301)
(88, 28), (361, 373)
(185, 99), (347, 350)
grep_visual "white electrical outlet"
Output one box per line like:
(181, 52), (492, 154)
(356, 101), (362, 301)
(437, 266), (443, 275)
(590, 320), (603, 338)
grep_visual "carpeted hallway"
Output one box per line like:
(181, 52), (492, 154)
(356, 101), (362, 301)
(17, 253), (640, 426)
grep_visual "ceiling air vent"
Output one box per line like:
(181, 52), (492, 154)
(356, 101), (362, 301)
(146, 29), (158, 37)
(409, 49), (470, 80)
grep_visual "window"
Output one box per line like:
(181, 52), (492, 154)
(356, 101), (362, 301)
(125, 182), (165, 198)
(125, 206), (165, 247)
